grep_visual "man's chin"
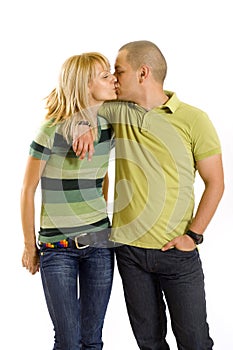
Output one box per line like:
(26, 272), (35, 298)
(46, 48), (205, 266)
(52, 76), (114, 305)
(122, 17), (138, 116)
(117, 94), (127, 101)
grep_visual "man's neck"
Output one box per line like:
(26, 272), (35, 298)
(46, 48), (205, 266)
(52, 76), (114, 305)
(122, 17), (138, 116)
(139, 91), (169, 111)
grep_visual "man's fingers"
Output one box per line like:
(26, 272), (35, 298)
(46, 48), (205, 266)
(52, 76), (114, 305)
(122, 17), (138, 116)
(73, 141), (94, 160)
(72, 139), (79, 153)
(73, 134), (95, 160)
(78, 144), (89, 160)
(161, 240), (176, 251)
(73, 139), (83, 156)
(87, 144), (95, 161)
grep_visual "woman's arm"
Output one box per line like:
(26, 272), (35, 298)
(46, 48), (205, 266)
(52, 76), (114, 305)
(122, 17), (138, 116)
(21, 156), (46, 274)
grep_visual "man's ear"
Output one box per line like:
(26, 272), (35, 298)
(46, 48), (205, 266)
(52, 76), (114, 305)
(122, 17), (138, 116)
(138, 65), (150, 83)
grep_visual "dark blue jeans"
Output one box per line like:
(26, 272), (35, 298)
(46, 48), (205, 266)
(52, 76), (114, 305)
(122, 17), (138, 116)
(116, 245), (213, 350)
(40, 246), (114, 350)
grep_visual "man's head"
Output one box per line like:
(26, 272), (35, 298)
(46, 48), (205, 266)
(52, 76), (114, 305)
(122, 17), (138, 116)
(114, 40), (167, 102)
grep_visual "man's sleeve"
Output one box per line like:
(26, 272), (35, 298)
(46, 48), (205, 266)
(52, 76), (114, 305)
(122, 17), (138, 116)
(191, 112), (222, 161)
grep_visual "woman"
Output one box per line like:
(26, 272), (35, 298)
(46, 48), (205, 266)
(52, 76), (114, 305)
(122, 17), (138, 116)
(21, 52), (117, 349)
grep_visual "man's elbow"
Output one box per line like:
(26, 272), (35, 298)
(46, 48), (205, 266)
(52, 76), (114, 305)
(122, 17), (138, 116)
(219, 180), (225, 200)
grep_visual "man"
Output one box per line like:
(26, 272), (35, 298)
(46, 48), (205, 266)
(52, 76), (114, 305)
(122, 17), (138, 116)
(73, 40), (224, 349)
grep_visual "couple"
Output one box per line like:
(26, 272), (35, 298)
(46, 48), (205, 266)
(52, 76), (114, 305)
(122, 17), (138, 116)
(21, 40), (224, 350)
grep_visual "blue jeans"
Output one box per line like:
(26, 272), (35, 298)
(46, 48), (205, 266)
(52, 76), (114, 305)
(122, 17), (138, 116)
(116, 245), (213, 350)
(40, 246), (114, 350)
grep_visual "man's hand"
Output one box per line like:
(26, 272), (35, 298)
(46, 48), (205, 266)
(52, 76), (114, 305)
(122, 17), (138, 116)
(72, 125), (95, 161)
(161, 234), (196, 252)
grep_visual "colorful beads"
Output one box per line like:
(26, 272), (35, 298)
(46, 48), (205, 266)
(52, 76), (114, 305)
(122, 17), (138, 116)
(58, 240), (69, 248)
(45, 242), (55, 248)
(39, 240), (69, 248)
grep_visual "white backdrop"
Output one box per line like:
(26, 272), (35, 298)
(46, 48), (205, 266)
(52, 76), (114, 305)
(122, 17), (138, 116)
(1, 0), (232, 349)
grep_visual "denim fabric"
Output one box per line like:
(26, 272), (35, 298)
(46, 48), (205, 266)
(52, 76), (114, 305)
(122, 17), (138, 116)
(40, 246), (114, 350)
(116, 245), (213, 350)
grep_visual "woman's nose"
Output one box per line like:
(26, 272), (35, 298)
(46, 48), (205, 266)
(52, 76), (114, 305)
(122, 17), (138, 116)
(111, 74), (117, 82)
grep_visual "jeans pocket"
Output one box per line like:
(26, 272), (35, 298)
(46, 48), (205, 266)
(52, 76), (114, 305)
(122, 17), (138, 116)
(171, 247), (201, 268)
(173, 247), (197, 254)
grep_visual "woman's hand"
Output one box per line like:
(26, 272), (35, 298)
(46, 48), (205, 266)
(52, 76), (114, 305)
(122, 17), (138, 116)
(22, 245), (40, 275)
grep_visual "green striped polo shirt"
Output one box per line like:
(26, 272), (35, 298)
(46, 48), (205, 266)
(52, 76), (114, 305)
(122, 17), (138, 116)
(30, 116), (113, 243)
(98, 91), (221, 249)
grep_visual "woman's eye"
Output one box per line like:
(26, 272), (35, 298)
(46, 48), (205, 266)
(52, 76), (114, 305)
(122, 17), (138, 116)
(102, 72), (111, 78)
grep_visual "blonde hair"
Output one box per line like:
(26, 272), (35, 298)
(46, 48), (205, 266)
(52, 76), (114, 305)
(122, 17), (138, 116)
(119, 40), (167, 83)
(44, 52), (110, 141)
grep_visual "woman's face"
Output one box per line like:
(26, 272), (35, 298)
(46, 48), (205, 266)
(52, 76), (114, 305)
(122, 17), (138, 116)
(88, 63), (117, 105)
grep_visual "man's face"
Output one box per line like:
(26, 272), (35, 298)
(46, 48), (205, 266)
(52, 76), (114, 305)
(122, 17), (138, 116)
(114, 49), (139, 101)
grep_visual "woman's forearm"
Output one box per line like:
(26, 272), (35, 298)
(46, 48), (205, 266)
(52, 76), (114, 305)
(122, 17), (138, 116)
(21, 186), (37, 247)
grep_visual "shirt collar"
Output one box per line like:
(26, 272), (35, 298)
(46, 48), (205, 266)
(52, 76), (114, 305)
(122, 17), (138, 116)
(160, 90), (180, 114)
(128, 91), (180, 114)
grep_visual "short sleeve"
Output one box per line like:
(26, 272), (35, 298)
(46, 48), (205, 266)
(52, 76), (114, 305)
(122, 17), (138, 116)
(191, 112), (221, 161)
(29, 121), (55, 161)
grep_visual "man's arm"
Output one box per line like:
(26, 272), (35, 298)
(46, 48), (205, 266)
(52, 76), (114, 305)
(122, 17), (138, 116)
(72, 102), (114, 160)
(162, 153), (224, 251)
(188, 153), (224, 233)
(102, 172), (109, 202)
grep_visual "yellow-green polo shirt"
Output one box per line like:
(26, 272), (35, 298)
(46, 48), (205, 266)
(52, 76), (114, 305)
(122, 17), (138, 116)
(98, 91), (221, 249)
